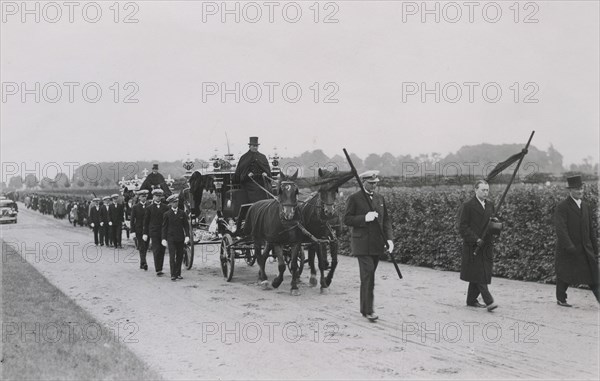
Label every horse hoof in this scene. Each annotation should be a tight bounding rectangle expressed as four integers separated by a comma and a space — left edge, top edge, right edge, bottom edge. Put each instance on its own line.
272, 278, 283, 289
309, 276, 317, 287
325, 278, 332, 287
291, 289, 300, 296
320, 287, 329, 294
260, 280, 270, 290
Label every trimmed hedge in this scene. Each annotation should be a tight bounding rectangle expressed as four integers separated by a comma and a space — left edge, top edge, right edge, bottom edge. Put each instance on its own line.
336, 184, 598, 283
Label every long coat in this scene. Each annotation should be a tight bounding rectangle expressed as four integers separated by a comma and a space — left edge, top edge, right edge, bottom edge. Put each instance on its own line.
343, 191, 393, 256
161, 208, 190, 243
143, 202, 170, 237
554, 197, 599, 285
89, 205, 101, 225
458, 197, 495, 284
130, 201, 148, 236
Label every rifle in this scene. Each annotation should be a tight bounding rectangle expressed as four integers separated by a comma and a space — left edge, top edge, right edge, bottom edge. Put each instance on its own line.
343, 149, 403, 279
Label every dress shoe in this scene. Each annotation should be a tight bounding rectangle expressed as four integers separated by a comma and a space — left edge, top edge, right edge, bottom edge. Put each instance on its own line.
467, 301, 487, 308
486, 302, 498, 312
363, 313, 379, 321
171, 277, 176, 281
156, 271, 164, 277
143, 264, 148, 271
557, 300, 572, 307
176, 276, 183, 280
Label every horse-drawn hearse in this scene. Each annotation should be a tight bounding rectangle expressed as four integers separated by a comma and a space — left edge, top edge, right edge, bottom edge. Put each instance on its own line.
180, 149, 353, 294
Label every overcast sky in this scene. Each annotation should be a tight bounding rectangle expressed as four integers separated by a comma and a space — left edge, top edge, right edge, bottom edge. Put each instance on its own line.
1, 0, 598, 174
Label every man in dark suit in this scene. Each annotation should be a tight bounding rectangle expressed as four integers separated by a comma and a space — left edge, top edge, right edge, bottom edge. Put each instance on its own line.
109, 193, 125, 248
143, 189, 170, 276
553, 175, 599, 307
343, 170, 393, 321
99, 196, 112, 246
162, 194, 190, 281
130, 190, 149, 270
233, 136, 272, 203
458, 180, 498, 312
89, 198, 101, 245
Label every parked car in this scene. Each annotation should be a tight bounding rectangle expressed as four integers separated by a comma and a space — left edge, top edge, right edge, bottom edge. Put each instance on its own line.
0, 198, 18, 224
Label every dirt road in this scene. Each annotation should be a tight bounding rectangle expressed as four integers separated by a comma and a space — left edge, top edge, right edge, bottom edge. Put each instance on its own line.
2, 205, 599, 380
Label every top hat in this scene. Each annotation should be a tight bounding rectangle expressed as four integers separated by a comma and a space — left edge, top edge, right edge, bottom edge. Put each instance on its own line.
566, 175, 583, 189
249, 137, 260, 146
152, 163, 159, 170
359, 170, 380, 183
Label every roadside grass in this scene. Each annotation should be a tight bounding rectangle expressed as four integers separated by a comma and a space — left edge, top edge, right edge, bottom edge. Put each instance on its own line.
1, 239, 162, 380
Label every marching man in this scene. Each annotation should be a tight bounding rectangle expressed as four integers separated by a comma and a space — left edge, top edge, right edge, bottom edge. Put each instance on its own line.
89, 197, 101, 245
143, 189, 170, 276
162, 194, 190, 281
343, 170, 394, 322
130, 190, 149, 270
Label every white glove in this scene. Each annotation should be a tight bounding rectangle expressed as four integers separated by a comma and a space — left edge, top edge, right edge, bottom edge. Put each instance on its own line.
161, 239, 167, 247
184, 237, 190, 244
90, 223, 94, 227
365, 211, 379, 222
100, 222, 104, 226
131, 232, 136, 238
142, 234, 148, 241
248, 172, 254, 178
109, 221, 113, 226
387, 240, 394, 254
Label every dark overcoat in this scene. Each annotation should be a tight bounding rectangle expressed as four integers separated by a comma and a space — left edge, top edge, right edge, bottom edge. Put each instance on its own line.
143, 202, 170, 237
458, 197, 495, 284
130, 201, 148, 236
554, 197, 599, 285
343, 191, 393, 256
162, 209, 190, 243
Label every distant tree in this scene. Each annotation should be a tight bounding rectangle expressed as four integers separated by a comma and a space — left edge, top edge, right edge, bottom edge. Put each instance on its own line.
547, 144, 564, 173
8, 176, 23, 189
364, 153, 383, 171
570, 156, 597, 174
54, 173, 70, 188
24, 174, 38, 188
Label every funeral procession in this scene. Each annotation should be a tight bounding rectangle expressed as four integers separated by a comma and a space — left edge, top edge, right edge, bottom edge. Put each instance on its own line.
2, 2, 599, 380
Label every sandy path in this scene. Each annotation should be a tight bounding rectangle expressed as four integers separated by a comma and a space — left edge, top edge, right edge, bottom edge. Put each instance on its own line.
2, 205, 599, 380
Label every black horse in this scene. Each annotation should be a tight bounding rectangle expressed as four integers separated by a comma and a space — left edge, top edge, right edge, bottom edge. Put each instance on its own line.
299, 168, 352, 292
243, 170, 304, 295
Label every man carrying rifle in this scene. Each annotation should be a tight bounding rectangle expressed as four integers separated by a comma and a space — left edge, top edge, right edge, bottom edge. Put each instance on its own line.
343, 170, 394, 322
458, 180, 498, 312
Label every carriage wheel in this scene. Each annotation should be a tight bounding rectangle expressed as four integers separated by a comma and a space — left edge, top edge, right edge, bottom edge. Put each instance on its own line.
183, 242, 194, 270
220, 234, 235, 282
284, 246, 305, 276
244, 248, 256, 266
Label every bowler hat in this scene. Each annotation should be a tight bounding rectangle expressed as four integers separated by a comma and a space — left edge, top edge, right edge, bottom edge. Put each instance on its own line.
249, 137, 260, 146
359, 170, 380, 183
567, 175, 583, 189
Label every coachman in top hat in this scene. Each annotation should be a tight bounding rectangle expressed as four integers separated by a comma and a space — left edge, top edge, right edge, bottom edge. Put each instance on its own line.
233, 137, 272, 203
